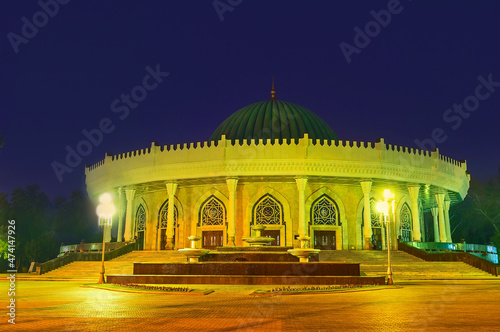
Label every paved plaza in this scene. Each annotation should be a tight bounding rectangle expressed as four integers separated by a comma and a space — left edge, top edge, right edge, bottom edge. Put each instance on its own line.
1, 279, 499, 331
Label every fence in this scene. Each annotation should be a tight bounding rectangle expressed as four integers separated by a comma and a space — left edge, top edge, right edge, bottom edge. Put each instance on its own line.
37, 241, 137, 275
399, 241, 499, 276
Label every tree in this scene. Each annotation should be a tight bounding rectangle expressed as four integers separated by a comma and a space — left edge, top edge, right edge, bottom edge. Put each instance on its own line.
450, 168, 500, 246
8, 185, 52, 269
0, 185, 101, 272
52, 190, 100, 245
470, 169, 500, 233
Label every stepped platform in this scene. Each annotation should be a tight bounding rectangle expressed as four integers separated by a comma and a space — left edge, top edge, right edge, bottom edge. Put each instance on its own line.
319, 250, 494, 279
107, 248, 385, 285
42, 250, 187, 279
108, 261, 385, 285
39, 249, 494, 281
200, 252, 299, 262
216, 246, 293, 252
134, 262, 360, 276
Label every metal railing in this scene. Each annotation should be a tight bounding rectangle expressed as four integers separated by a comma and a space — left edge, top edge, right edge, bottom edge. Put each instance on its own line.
37, 241, 137, 275
59, 241, 129, 255
399, 241, 499, 276
403, 241, 497, 257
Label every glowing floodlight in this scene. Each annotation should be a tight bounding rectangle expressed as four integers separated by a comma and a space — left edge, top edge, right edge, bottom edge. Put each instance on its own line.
376, 200, 389, 216
96, 193, 115, 226
383, 189, 394, 200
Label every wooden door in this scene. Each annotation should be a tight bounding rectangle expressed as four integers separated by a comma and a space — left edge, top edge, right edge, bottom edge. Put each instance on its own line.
372, 228, 382, 250
160, 229, 166, 250
137, 231, 145, 250
314, 230, 336, 250
261, 230, 280, 246
202, 231, 223, 250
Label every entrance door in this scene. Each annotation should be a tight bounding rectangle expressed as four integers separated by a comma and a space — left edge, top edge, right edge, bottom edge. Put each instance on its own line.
202, 231, 223, 250
160, 229, 176, 250
261, 230, 280, 246
314, 231, 336, 250
137, 231, 145, 250
160, 229, 166, 250
401, 230, 411, 242
372, 228, 382, 250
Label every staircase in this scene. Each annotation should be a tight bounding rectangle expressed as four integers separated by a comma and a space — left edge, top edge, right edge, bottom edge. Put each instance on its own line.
43, 251, 187, 279
42, 250, 493, 280
319, 250, 494, 279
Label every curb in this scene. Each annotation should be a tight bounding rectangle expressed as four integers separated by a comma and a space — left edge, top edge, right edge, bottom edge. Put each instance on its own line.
81, 284, 214, 295
251, 285, 403, 296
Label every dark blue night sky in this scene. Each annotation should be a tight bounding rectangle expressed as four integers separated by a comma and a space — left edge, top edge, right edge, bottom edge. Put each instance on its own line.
1, 1, 499, 198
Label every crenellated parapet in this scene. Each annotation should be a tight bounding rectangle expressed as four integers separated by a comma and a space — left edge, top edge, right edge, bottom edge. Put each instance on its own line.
85, 135, 469, 203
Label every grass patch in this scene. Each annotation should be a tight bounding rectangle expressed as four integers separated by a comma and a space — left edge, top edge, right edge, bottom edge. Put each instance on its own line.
81, 283, 213, 295
252, 284, 386, 296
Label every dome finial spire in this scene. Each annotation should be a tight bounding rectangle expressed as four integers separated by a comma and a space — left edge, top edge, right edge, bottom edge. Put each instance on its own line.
270, 75, 276, 100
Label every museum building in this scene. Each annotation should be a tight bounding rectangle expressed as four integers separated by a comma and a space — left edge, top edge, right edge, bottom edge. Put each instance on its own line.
85, 88, 470, 251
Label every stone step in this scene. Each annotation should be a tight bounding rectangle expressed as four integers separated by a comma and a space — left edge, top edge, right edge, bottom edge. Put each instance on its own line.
42, 250, 493, 279
107, 274, 386, 285
318, 250, 491, 278
43, 250, 187, 277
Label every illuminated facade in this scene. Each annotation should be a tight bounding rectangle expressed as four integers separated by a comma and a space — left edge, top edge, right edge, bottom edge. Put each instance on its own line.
85, 91, 470, 251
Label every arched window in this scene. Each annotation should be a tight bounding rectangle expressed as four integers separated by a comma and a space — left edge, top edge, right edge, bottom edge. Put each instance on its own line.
253, 194, 283, 225
370, 199, 382, 227
201, 196, 225, 226
311, 195, 340, 226
136, 205, 146, 231
362, 199, 384, 250
159, 200, 178, 228
400, 203, 412, 241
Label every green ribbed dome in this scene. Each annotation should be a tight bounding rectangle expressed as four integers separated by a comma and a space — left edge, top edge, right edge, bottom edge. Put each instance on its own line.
210, 100, 338, 142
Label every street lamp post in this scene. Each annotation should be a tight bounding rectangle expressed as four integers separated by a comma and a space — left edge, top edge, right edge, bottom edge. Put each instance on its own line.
96, 193, 115, 284
376, 189, 395, 285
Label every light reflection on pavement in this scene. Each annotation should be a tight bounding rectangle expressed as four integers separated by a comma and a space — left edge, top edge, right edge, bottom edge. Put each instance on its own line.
2, 280, 499, 331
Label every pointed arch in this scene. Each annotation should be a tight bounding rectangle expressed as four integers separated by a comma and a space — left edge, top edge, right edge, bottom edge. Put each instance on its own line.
136, 204, 146, 231
158, 199, 179, 228
246, 187, 292, 246
193, 188, 229, 233
134, 197, 149, 235
193, 188, 229, 248
200, 195, 226, 226
399, 202, 413, 242
134, 202, 148, 250
310, 194, 339, 226
305, 187, 347, 250
252, 194, 283, 226
395, 195, 412, 241
358, 195, 384, 250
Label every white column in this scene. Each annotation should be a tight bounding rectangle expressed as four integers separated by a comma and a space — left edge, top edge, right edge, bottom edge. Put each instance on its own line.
156, 207, 162, 251
165, 182, 178, 250
408, 186, 421, 242
435, 193, 447, 243
226, 178, 238, 246
419, 206, 426, 242
444, 200, 452, 242
295, 177, 308, 238
124, 189, 136, 242
360, 181, 372, 250
116, 188, 125, 242
430, 206, 439, 243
